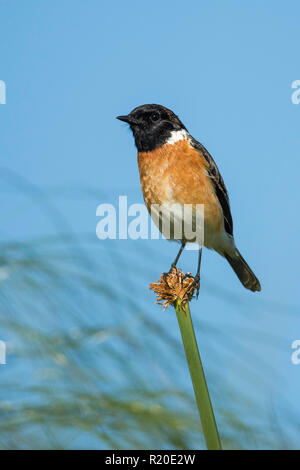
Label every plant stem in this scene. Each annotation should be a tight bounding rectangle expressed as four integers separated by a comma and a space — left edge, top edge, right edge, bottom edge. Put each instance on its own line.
175, 299, 222, 450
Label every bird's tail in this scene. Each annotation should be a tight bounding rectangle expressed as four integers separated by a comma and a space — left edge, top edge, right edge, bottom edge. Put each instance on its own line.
224, 249, 261, 292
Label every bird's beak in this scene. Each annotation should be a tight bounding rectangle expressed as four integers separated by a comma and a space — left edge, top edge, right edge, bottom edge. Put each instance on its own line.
116, 115, 138, 125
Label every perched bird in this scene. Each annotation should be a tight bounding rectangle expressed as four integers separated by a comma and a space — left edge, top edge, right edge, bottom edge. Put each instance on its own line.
117, 104, 261, 294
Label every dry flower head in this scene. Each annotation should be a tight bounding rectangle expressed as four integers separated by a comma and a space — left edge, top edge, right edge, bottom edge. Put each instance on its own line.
149, 268, 196, 310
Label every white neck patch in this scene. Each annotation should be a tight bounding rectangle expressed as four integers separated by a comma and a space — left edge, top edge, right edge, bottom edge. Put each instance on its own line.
166, 129, 190, 145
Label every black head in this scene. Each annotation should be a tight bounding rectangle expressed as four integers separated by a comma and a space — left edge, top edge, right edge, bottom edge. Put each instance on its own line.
117, 104, 187, 152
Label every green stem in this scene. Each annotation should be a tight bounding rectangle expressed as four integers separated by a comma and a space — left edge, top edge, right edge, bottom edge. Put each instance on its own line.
175, 299, 222, 450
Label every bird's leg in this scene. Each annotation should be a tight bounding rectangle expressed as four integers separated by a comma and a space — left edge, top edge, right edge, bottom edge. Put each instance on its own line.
169, 241, 186, 272
163, 241, 186, 282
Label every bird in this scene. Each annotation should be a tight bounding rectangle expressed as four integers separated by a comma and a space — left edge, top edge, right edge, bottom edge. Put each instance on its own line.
117, 104, 261, 294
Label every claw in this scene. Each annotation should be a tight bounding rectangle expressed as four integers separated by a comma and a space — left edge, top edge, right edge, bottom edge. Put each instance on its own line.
162, 271, 171, 285
186, 274, 200, 299
194, 274, 200, 299
163, 264, 176, 283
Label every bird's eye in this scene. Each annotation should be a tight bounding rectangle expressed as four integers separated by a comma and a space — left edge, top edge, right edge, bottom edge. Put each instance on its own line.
151, 112, 160, 121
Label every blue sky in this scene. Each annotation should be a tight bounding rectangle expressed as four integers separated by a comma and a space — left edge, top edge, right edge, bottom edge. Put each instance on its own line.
1, 0, 299, 298
0, 0, 300, 448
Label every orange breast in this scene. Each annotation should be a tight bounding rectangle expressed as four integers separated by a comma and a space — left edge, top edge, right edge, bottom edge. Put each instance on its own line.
137, 139, 224, 236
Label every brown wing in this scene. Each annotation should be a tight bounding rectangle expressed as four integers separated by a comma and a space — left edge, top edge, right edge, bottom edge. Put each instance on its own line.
191, 138, 233, 236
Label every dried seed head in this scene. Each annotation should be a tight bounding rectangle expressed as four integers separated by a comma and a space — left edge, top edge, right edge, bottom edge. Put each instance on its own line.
149, 268, 196, 310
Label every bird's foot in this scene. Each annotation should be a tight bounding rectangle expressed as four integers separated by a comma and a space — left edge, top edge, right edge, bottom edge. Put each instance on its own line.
194, 274, 200, 299
162, 263, 177, 283
186, 273, 200, 299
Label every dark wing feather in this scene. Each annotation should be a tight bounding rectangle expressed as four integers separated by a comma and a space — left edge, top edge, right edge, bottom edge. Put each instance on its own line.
191, 138, 233, 236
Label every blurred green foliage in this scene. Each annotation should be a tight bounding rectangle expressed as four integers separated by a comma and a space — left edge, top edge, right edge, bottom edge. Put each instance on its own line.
0, 177, 298, 449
